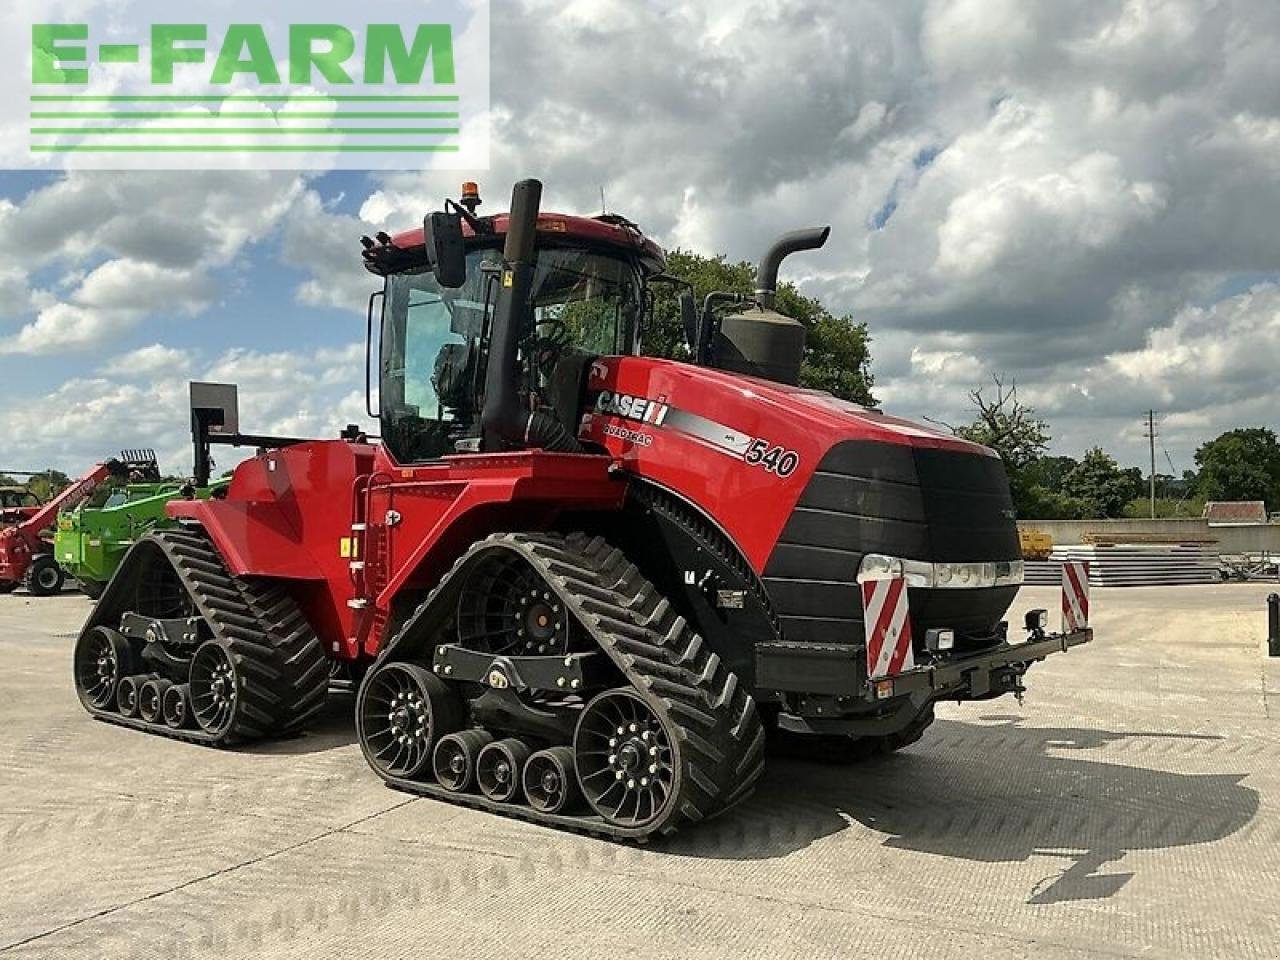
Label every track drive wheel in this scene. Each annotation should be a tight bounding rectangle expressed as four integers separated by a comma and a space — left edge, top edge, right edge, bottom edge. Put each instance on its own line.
26, 555, 64, 596
73, 626, 137, 710
357, 662, 464, 778
574, 689, 677, 829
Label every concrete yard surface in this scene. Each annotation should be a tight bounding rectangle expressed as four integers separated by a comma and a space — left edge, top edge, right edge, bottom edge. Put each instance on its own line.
2, 584, 1279, 959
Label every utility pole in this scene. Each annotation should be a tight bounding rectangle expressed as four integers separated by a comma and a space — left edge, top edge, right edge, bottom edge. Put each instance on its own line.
1143, 410, 1157, 519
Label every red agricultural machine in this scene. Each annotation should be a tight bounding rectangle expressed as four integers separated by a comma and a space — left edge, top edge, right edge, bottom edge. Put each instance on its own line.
75, 180, 1091, 838
0, 486, 42, 526
1, 453, 158, 596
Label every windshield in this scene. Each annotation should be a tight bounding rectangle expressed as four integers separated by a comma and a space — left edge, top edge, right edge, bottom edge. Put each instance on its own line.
0, 491, 37, 509
381, 246, 642, 463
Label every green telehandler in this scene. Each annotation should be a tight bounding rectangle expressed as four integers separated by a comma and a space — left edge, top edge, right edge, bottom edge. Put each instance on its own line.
55, 478, 230, 598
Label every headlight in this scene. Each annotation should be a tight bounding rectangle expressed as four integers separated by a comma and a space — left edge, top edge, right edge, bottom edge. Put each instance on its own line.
857, 554, 1024, 589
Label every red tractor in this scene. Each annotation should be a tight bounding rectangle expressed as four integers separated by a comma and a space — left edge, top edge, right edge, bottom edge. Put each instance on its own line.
75, 180, 1091, 838
1, 454, 158, 596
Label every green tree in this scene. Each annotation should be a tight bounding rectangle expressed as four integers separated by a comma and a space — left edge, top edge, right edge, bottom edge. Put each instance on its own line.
1022, 454, 1078, 492
1062, 447, 1141, 518
647, 250, 875, 405
948, 376, 1055, 516
954, 377, 1049, 472
1193, 428, 1280, 508
27, 470, 71, 502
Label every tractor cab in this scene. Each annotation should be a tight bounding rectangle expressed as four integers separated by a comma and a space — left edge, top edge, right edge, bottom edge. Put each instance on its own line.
363, 185, 665, 464
0, 487, 41, 526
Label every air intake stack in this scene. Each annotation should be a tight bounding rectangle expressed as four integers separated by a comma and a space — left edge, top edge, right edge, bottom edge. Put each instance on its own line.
711, 226, 830, 386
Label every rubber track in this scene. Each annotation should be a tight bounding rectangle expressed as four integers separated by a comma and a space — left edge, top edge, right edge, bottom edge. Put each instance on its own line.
76, 529, 329, 746
372, 531, 766, 840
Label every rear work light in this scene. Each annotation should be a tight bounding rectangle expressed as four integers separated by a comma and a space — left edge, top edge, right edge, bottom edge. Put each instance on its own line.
857, 555, 1024, 589
925, 628, 955, 653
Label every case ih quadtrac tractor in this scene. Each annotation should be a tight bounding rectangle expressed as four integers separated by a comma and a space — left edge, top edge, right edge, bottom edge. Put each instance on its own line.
75, 180, 1091, 839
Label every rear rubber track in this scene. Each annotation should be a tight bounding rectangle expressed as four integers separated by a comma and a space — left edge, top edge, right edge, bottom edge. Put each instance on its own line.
76, 528, 329, 745
372, 531, 766, 841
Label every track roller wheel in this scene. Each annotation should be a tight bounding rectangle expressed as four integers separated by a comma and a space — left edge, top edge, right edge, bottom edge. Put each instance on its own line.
432, 729, 494, 792
476, 738, 531, 803
74, 626, 136, 710
162, 683, 192, 729
575, 688, 676, 829
357, 662, 463, 778
27, 555, 65, 597
523, 746, 579, 814
116, 675, 150, 718
138, 678, 173, 724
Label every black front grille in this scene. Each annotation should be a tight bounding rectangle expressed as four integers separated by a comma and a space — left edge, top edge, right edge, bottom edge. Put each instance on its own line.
762, 440, 1019, 649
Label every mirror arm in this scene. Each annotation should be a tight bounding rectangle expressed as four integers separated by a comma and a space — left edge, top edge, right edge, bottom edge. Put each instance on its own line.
445, 198, 490, 235
365, 290, 384, 418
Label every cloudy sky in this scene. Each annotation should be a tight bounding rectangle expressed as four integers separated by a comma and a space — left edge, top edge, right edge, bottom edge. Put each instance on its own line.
1, 0, 1277, 479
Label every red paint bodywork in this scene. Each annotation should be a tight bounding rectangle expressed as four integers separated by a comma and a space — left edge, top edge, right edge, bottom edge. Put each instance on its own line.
388, 212, 665, 270
169, 352, 991, 663
170, 441, 623, 660
173, 209, 994, 662
581, 356, 993, 570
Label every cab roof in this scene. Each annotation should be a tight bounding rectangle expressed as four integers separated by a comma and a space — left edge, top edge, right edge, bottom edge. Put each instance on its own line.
363, 211, 666, 277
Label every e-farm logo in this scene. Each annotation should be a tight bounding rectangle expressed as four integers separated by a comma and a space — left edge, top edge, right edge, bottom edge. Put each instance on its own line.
12, 1, 489, 170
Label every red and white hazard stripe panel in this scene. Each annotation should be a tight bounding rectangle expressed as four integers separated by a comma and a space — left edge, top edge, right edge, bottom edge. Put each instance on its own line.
1061, 561, 1090, 632
861, 576, 915, 679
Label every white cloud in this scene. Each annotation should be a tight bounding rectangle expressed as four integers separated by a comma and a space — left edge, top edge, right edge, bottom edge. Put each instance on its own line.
5, 0, 1280, 474
1, 342, 373, 477
100, 344, 194, 378
0, 171, 306, 354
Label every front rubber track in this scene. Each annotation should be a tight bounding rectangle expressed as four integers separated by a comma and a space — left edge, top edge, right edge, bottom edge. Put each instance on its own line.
74, 528, 330, 746
370, 531, 766, 841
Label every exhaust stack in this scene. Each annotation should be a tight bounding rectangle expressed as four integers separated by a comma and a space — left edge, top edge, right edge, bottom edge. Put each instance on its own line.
712, 226, 830, 386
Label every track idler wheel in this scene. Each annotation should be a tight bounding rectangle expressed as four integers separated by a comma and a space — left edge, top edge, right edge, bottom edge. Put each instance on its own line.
522, 746, 579, 814
357, 662, 464, 778
476, 738, 531, 803
138, 678, 173, 724
162, 683, 192, 729
574, 688, 677, 829
74, 626, 136, 710
116, 675, 150, 718
189, 639, 242, 737
432, 729, 494, 792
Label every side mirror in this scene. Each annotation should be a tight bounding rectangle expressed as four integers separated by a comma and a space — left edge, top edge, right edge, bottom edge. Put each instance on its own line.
679, 292, 697, 353
424, 211, 467, 288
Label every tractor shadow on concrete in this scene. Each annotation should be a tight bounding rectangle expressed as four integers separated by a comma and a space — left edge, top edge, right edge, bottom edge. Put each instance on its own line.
240, 694, 359, 756
659, 716, 1257, 903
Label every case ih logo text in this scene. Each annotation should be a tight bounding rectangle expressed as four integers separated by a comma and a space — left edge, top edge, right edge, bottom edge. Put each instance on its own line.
12, 1, 489, 170
594, 391, 671, 426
